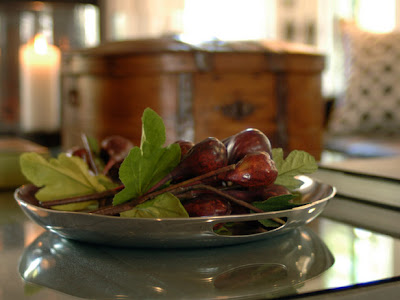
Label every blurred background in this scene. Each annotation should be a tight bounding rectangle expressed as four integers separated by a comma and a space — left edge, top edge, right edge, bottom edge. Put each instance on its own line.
1, 2, 400, 296
0, 0, 399, 155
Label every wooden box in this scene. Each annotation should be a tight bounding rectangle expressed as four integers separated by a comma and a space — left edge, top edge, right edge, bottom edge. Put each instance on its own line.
61, 38, 325, 159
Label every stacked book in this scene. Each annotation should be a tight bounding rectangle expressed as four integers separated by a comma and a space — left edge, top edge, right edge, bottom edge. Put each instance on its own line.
313, 156, 400, 208
311, 155, 400, 237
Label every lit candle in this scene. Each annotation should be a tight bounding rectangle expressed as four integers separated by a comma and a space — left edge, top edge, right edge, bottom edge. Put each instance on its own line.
19, 34, 61, 133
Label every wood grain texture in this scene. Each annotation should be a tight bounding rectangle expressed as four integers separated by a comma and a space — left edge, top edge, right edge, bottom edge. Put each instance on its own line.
192, 72, 277, 142
62, 74, 178, 148
61, 38, 324, 159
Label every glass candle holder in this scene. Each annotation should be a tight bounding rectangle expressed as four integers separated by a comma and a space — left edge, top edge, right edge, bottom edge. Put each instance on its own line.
0, 0, 100, 146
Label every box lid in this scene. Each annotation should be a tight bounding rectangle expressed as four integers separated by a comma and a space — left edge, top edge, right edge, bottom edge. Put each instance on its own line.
62, 37, 324, 75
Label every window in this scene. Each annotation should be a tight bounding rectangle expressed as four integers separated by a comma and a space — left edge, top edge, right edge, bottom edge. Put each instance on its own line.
102, 0, 399, 98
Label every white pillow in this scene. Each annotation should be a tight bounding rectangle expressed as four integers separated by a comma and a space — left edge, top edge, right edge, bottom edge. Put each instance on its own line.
328, 21, 400, 136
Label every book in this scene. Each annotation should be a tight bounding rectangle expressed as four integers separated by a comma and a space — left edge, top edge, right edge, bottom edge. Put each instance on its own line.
311, 156, 400, 209
321, 196, 400, 237
324, 135, 400, 157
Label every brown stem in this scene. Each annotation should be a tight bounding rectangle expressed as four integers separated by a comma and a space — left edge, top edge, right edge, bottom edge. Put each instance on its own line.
40, 185, 124, 208
91, 164, 236, 215
188, 185, 286, 225
91, 179, 286, 226
174, 189, 209, 200
81, 133, 99, 175
182, 184, 265, 213
171, 185, 285, 225
102, 158, 116, 175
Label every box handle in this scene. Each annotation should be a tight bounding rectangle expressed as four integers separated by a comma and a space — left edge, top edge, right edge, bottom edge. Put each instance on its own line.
67, 89, 80, 107
220, 100, 255, 120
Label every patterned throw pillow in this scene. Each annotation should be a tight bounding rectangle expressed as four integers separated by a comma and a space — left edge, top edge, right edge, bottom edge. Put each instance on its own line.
328, 21, 400, 136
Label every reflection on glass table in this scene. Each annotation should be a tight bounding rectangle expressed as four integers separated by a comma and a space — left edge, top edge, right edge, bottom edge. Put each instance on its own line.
305, 218, 400, 291
19, 225, 334, 299
1, 189, 400, 299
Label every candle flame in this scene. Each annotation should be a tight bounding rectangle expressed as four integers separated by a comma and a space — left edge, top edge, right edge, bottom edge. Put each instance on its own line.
33, 34, 49, 55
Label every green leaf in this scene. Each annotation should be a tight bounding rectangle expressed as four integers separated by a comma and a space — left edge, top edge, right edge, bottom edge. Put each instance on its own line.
253, 194, 298, 211
257, 219, 282, 228
213, 223, 234, 235
113, 108, 181, 205
87, 135, 100, 155
252, 194, 304, 228
272, 148, 318, 190
120, 193, 189, 218
96, 174, 119, 190
140, 107, 166, 149
20, 152, 112, 211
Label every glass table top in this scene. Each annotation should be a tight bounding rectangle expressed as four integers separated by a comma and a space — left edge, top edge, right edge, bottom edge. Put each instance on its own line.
1, 188, 400, 299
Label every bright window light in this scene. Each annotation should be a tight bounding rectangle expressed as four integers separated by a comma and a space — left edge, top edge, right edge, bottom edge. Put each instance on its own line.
83, 5, 100, 46
356, 0, 396, 33
182, 0, 272, 43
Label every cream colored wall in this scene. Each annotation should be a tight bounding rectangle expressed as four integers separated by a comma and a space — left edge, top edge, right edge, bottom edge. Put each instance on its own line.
97, 0, 400, 99
100, 0, 185, 41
